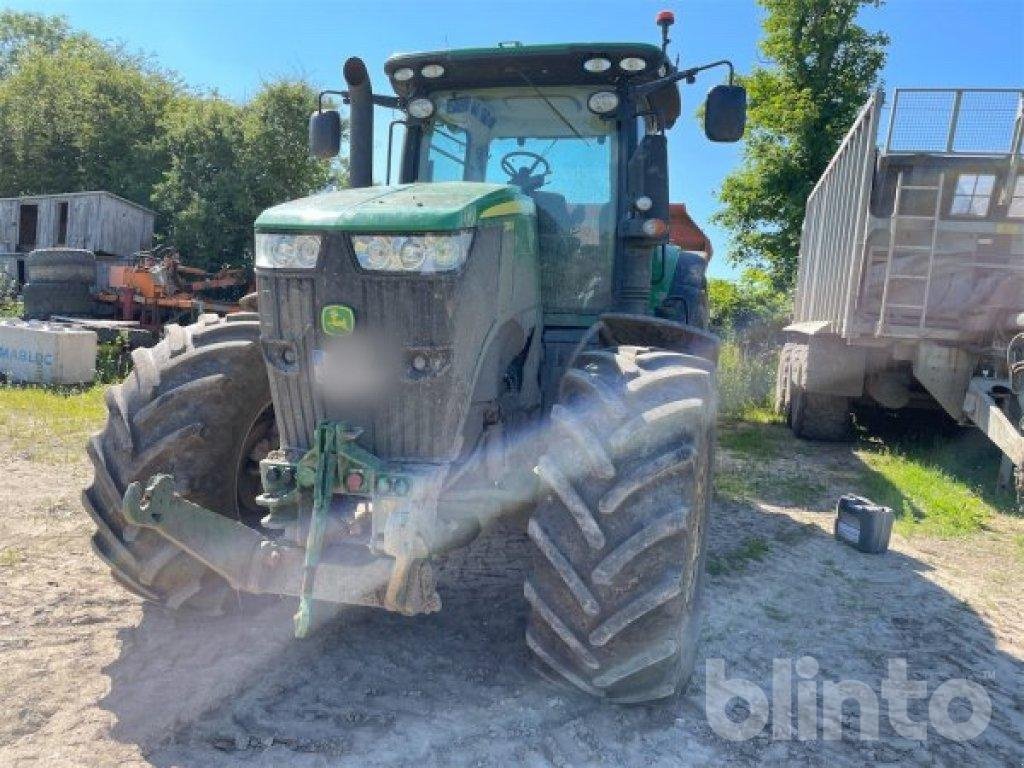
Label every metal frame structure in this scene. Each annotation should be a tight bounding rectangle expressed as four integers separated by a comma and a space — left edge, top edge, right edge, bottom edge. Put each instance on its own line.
792, 89, 882, 338
884, 87, 1024, 156
794, 88, 1024, 343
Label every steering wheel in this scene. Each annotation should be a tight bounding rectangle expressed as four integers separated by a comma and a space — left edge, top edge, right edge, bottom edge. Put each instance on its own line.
500, 150, 551, 193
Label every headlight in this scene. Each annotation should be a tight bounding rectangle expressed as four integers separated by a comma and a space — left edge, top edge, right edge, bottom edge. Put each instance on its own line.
393, 67, 415, 82
407, 97, 435, 119
352, 231, 472, 273
255, 233, 321, 269
619, 57, 647, 72
583, 57, 612, 73
588, 91, 619, 115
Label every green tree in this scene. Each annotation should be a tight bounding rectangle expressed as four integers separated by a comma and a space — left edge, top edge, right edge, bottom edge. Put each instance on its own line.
152, 81, 336, 269
714, 0, 888, 288
0, 10, 70, 79
708, 267, 791, 333
0, 35, 176, 204
0, 11, 340, 270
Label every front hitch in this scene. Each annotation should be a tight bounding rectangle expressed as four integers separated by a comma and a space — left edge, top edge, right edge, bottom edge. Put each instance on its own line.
120, 420, 443, 636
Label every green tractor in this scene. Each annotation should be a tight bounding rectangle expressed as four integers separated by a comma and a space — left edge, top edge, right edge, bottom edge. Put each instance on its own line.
85, 15, 744, 703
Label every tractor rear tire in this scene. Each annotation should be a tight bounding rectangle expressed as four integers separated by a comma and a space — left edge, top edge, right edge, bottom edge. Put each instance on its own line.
525, 345, 715, 703
26, 248, 96, 284
790, 387, 851, 441
83, 313, 274, 614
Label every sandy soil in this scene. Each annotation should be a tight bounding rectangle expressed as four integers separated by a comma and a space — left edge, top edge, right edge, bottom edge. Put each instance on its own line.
1, 435, 1022, 767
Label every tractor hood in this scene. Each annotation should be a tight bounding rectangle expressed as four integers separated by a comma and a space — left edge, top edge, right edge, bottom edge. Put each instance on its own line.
255, 182, 534, 233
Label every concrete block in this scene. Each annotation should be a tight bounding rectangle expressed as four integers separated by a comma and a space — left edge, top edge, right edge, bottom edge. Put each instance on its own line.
0, 318, 97, 385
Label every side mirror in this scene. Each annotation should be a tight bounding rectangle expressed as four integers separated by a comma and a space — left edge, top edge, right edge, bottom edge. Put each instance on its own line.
309, 109, 341, 158
704, 84, 746, 143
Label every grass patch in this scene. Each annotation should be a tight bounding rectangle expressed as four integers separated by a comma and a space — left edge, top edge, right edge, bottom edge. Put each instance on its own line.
735, 404, 782, 425
717, 425, 778, 459
716, 467, 827, 508
0, 298, 22, 318
1015, 535, 1024, 564
717, 419, 804, 460
707, 537, 770, 576
855, 449, 996, 538
0, 547, 25, 567
0, 383, 107, 463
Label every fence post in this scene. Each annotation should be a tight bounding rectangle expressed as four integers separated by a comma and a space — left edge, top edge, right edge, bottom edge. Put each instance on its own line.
945, 89, 963, 153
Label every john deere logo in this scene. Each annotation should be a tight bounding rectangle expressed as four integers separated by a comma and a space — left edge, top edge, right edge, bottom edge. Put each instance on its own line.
321, 304, 355, 336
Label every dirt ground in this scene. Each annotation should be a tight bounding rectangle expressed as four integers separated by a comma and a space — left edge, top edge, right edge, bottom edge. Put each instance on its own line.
1, 432, 1022, 767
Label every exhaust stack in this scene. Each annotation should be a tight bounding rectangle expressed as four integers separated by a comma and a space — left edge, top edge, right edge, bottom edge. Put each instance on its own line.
344, 57, 373, 188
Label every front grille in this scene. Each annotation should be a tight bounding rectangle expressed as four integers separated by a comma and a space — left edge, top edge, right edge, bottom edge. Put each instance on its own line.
257, 272, 322, 451
353, 274, 454, 459
258, 227, 501, 461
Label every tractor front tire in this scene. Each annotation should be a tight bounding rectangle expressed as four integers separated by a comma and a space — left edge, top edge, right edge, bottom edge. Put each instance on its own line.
83, 313, 274, 613
525, 345, 715, 703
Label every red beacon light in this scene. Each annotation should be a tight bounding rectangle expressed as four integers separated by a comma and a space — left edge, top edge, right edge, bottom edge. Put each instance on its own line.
656, 10, 675, 53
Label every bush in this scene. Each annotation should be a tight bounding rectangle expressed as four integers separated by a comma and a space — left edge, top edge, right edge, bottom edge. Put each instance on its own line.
718, 336, 778, 419
708, 267, 790, 337
0, 271, 21, 318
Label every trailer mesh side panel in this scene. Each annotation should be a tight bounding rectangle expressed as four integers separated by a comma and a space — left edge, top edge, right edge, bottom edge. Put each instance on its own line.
793, 91, 882, 337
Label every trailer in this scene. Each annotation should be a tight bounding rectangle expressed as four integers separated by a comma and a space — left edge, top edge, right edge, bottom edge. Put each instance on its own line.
777, 88, 1024, 504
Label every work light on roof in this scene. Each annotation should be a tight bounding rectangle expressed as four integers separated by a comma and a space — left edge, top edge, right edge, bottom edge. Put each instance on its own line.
393, 67, 415, 82
583, 57, 612, 73
619, 57, 647, 72
421, 64, 445, 79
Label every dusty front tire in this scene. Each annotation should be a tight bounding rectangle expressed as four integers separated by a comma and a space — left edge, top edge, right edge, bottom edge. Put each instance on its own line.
525, 345, 715, 703
83, 313, 274, 613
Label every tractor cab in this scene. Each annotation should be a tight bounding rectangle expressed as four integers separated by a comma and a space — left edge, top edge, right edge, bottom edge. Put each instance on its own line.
386, 43, 680, 322
308, 38, 744, 325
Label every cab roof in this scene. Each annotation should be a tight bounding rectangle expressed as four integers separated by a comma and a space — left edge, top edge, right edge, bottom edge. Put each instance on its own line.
384, 42, 670, 97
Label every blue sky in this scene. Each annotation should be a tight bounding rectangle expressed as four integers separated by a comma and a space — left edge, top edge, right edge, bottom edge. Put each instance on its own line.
7, 0, 1024, 279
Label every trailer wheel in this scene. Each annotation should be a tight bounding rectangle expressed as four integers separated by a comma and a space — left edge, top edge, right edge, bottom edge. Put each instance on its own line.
525, 345, 714, 703
790, 387, 851, 441
775, 343, 795, 420
25, 248, 96, 284
83, 313, 274, 613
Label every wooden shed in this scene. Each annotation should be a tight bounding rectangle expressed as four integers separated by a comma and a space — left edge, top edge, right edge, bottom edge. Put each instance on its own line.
0, 191, 155, 289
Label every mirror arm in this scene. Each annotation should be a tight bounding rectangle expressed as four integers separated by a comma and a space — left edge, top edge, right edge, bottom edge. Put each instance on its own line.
631, 59, 736, 100
385, 119, 409, 185
317, 89, 402, 112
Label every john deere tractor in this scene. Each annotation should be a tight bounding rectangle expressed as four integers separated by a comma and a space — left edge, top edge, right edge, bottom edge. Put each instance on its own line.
85, 15, 744, 703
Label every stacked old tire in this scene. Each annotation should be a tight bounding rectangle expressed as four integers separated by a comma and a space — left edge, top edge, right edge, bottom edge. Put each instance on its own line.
22, 248, 96, 320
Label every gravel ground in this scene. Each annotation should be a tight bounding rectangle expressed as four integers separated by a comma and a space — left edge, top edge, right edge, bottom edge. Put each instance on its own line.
1, 435, 1021, 767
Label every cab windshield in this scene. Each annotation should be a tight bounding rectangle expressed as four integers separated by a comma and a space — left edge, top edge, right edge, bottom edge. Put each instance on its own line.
417, 86, 618, 313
